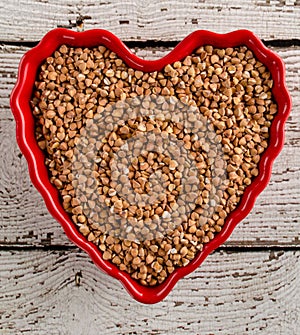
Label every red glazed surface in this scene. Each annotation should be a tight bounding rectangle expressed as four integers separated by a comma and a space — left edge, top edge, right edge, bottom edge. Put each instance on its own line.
10, 29, 291, 304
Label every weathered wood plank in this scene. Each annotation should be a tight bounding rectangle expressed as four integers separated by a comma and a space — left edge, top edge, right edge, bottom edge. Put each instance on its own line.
0, 45, 299, 247
0, 249, 299, 334
0, 0, 300, 42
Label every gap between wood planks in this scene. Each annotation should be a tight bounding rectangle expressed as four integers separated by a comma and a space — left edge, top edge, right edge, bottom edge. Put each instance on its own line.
0, 244, 298, 252
1, 38, 300, 49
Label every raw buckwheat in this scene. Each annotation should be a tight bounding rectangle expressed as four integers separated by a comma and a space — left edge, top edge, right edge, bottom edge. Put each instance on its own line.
32, 44, 277, 286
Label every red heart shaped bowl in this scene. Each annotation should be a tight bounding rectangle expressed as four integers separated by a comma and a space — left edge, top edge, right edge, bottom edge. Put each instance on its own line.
10, 29, 291, 304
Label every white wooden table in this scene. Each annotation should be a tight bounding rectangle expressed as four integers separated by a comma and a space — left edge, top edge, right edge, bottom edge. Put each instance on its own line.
0, 1, 299, 334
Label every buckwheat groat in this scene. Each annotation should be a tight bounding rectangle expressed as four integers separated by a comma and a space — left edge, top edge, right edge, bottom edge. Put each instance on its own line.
32, 44, 277, 285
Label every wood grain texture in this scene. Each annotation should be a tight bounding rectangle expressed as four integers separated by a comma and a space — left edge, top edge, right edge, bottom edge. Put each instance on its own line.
0, 249, 299, 335
0, 2, 299, 333
0, 45, 299, 248
0, 0, 300, 42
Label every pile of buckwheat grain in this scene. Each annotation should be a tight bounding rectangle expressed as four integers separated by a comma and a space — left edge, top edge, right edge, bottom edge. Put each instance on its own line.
31, 44, 277, 286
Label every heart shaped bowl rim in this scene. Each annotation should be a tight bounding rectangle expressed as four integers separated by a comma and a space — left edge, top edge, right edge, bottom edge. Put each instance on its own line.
10, 28, 291, 304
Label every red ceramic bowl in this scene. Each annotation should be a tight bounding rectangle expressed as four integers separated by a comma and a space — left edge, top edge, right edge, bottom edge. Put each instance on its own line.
10, 28, 291, 304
